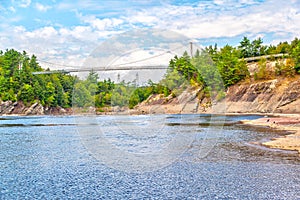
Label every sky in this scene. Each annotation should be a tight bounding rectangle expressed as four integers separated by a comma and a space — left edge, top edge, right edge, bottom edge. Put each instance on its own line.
0, 0, 300, 72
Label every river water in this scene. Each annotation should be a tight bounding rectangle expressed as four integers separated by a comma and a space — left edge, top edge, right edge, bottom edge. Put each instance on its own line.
0, 114, 299, 199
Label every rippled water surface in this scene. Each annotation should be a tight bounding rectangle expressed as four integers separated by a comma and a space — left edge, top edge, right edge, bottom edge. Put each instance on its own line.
0, 114, 299, 199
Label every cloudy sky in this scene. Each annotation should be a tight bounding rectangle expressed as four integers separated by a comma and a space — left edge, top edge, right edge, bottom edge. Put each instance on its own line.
0, 0, 300, 70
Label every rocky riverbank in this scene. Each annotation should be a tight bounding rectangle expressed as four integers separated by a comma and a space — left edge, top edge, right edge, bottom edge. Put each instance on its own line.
0, 101, 72, 115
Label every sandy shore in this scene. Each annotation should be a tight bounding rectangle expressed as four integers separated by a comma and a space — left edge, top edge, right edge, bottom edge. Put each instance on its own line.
241, 114, 300, 154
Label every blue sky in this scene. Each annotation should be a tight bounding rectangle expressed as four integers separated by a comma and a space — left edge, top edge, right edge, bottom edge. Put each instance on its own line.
0, 0, 300, 68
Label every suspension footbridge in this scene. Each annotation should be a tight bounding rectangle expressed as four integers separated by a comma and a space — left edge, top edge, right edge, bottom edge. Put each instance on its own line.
32, 65, 169, 75
32, 53, 288, 75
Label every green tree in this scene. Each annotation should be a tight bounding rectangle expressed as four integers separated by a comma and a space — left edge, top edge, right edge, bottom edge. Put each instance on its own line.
17, 84, 35, 104
192, 51, 223, 93
0, 49, 78, 108
275, 58, 295, 77
217, 45, 249, 87
266, 45, 277, 55
239, 36, 252, 58
95, 79, 115, 107
168, 54, 200, 83
44, 82, 56, 106
275, 41, 290, 54
291, 40, 300, 73
254, 58, 272, 80
252, 37, 263, 56
205, 44, 218, 61
111, 82, 134, 107
73, 82, 93, 107
86, 70, 99, 85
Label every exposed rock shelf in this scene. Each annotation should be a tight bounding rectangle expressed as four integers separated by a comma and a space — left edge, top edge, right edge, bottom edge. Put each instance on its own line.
135, 77, 300, 115
0, 101, 71, 115
224, 78, 300, 113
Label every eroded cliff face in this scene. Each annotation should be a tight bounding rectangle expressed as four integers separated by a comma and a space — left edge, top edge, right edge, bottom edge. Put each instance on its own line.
134, 86, 212, 114
135, 77, 300, 114
0, 101, 71, 115
223, 78, 300, 113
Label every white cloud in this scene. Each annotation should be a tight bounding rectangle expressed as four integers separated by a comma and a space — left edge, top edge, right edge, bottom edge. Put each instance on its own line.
59, 0, 300, 44
0, 24, 98, 70
57, 1, 109, 11
19, 0, 31, 8
35, 3, 51, 12
213, 0, 225, 5
119, 0, 300, 42
127, 11, 158, 25
78, 13, 124, 31
9, 6, 16, 13
1, 0, 300, 71
26, 26, 58, 39
10, 0, 31, 9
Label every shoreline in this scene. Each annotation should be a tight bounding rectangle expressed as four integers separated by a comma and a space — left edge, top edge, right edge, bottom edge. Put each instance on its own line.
240, 114, 300, 155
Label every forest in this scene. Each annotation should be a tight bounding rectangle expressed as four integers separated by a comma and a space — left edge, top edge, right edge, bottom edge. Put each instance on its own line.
0, 36, 300, 110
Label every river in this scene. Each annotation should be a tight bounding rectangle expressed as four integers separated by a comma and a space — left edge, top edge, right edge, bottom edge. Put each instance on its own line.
0, 114, 299, 199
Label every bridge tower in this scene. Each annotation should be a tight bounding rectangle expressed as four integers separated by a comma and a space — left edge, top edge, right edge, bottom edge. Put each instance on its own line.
117, 73, 120, 83
135, 72, 139, 87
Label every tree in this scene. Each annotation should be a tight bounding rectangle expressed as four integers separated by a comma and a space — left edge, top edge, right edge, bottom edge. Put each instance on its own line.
161, 68, 186, 94
275, 41, 290, 54
252, 37, 263, 56
290, 37, 300, 50
239, 37, 265, 57
217, 45, 249, 87
29, 55, 42, 71
239, 36, 252, 58
205, 44, 218, 61
0, 49, 77, 108
111, 82, 134, 107
192, 52, 222, 93
275, 58, 295, 77
86, 70, 99, 85
168, 54, 199, 83
291, 40, 300, 73
17, 84, 35, 104
266, 45, 277, 55
72, 82, 93, 108
44, 82, 56, 106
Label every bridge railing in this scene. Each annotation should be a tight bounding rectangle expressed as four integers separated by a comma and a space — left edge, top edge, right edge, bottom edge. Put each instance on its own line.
243, 53, 288, 62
